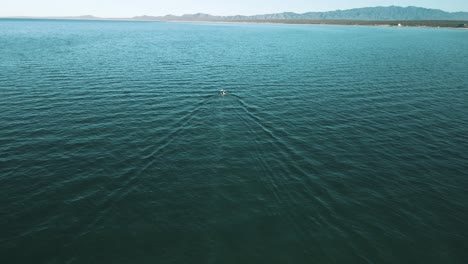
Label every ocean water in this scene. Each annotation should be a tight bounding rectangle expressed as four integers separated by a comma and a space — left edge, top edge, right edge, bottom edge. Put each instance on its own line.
0, 19, 467, 263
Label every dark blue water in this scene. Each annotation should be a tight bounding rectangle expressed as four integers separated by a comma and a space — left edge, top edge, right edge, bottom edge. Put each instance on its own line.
1, 19, 468, 263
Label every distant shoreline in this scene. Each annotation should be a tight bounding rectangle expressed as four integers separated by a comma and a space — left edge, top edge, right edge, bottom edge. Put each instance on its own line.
2, 17, 468, 30
165, 19, 468, 30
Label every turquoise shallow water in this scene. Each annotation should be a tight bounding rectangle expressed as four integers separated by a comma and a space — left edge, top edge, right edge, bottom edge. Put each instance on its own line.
1, 19, 468, 263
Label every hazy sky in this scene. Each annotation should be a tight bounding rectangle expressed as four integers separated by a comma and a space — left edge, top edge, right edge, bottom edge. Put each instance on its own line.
2, 0, 468, 17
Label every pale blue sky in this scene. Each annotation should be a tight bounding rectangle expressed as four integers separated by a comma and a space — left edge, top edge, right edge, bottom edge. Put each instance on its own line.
2, 0, 468, 17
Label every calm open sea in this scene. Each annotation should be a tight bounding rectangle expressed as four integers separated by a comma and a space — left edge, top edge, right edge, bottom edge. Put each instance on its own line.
0, 19, 467, 263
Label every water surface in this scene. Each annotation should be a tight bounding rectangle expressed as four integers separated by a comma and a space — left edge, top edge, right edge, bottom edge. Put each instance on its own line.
1, 19, 467, 263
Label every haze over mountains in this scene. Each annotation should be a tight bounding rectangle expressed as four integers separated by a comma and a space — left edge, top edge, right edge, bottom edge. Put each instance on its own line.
135, 6, 468, 21
7, 6, 468, 21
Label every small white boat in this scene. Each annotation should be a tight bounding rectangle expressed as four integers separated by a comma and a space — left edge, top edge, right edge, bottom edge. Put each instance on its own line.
220, 89, 227, 96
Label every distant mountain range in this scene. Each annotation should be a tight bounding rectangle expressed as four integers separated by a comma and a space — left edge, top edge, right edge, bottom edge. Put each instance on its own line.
133, 6, 468, 21
6, 6, 468, 22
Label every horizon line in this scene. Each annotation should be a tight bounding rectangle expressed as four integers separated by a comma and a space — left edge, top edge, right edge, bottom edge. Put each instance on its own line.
2, 5, 468, 19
